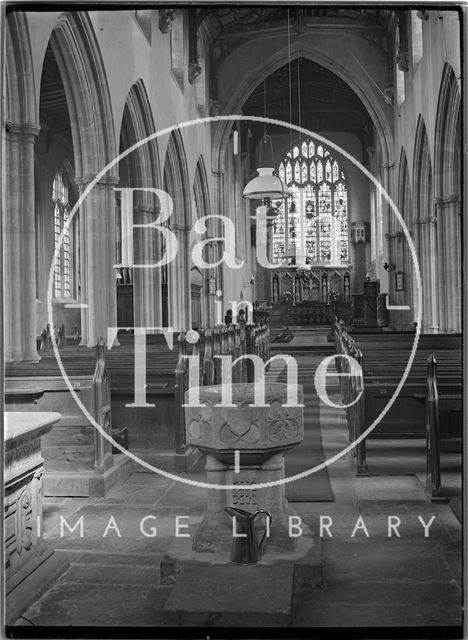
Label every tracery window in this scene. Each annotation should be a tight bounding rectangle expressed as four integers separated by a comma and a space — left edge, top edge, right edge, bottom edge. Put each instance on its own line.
53, 170, 77, 298
274, 140, 349, 265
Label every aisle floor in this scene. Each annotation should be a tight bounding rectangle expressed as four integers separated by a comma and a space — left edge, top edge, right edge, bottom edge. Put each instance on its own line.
12, 335, 463, 633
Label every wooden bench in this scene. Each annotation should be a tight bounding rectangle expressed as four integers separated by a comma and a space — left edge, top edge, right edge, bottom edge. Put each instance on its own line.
8, 323, 270, 476
425, 354, 462, 501
5, 340, 133, 497
100, 322, 268, 471
332, 321, 462, 477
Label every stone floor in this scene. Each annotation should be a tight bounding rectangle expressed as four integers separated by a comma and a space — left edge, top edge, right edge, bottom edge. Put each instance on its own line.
11, 342, 463, 636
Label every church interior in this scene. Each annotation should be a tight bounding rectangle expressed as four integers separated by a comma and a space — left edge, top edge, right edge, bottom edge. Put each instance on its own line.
3, 5, 464, 636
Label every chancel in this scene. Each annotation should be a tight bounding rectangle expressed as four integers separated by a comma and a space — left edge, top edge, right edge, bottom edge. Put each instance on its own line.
2, 5, 463, 635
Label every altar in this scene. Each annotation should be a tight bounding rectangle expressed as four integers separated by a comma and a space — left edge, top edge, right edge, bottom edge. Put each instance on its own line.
271, 266, 351, 305
269, 266, 352, 326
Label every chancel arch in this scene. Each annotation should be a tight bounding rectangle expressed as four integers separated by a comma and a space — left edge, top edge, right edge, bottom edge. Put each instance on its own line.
434, 64, 461, 332
163, 129, 191, 330
212, 41, 394, 190
117, 79, 162, 330
413, 116, 437, 333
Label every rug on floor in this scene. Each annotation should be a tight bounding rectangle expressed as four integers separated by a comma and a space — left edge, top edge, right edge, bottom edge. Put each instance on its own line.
285, 390, 334, 502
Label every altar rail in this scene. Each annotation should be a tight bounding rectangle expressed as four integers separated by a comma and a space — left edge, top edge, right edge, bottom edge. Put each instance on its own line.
271, 301, 352, 327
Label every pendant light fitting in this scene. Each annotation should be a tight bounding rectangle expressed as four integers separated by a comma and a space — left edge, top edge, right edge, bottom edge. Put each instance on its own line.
243, 16, 290, 206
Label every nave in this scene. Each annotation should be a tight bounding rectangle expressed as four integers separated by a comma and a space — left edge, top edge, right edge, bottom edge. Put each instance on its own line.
13, 328, 461, 630
3, 6, 464, 636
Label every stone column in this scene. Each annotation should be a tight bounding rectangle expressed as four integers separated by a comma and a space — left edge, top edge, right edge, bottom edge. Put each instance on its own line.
76, 176, 119, 347
133, 203, 162, 328
170, 224, 190, 330
411, 218, 422, 325
4, 122, 41, 362
435, 195, 461, 332
350, 222, 369, 294
209, 169, 225, 324
419, 216, 439, 333
381, 161, 396, 296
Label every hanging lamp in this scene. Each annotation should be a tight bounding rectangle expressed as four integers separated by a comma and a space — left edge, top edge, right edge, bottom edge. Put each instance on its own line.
243, 20, 290, 209
243, 135, 291, 206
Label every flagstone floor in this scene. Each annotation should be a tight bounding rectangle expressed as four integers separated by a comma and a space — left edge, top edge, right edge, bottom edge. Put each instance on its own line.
11, 346, 463, 635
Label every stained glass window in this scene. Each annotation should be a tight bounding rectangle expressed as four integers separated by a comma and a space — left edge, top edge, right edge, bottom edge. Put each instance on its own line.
53, 170, 76, 298
272, 139, 349, 265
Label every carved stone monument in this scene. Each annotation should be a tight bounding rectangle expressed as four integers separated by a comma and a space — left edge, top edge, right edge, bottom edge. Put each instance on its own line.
5, 412, 69, 624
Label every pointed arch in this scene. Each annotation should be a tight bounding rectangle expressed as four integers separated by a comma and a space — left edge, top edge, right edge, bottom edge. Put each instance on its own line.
193, 156, 212, 220
119, 79, 161, 189
434, 63, 461, 198
397, 148, 411, 224
118, 79, 162, 329
434, 64, 461, 332
192, 156, 212, 329
49, 12, 117, 179
43, 12, 118, 346
163, 129, 191, 330
163, 128, 190, 227
413, 117, 437, 332
413, 117, 432, 221
393, 148, 414, 328
212, 43, 393, 177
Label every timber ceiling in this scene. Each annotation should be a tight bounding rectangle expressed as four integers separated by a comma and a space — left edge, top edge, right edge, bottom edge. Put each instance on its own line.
205, 7, 393, 39
242, 57, 372, 143
39, 42, 72, 140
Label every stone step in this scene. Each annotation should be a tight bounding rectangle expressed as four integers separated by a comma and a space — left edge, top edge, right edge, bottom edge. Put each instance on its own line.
42, 425, 94, 446
163, 563, 295, 627
60, 561, 160, 587
42, 445, 95, 471
53, 549, 165, 586
57, 549, 164, 567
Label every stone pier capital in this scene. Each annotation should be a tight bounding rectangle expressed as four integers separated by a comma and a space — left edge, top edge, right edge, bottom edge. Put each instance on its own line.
171, 224, 190, 233
75, 173, 120, 188
434, 194, 460, 207
134, 204, 159, 217
4, 120, 41, 139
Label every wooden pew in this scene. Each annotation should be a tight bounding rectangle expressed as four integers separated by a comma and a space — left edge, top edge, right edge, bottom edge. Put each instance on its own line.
425, 354, 462, 501
9, 322, 272, 476
5, 340, 133, 496
90, 322, 269, 472
332, 320, 462, 476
